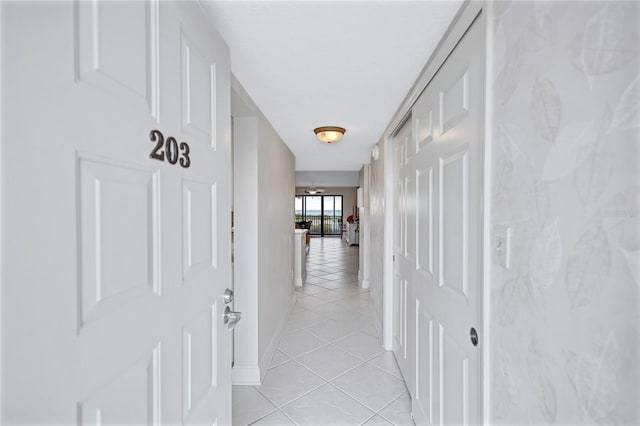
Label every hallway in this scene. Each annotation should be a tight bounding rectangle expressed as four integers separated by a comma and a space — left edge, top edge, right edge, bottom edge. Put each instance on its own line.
233, 238, 413, 425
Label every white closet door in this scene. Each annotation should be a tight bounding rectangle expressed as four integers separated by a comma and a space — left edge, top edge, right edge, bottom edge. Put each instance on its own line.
1, 1, 232, 424
410, 15, 484, 426
392, 121, 414, 391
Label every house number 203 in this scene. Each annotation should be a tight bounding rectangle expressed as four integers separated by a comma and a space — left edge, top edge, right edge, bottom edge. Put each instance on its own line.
149, 129, 191, 168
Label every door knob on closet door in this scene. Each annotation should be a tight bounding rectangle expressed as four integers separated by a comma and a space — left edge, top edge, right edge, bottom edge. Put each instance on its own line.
470, 327, 479, 347
224, 306, 241, 330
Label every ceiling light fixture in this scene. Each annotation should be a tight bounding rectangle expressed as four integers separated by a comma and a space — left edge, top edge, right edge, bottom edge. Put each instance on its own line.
314, 126, 346, 144
304, 185, 325, 195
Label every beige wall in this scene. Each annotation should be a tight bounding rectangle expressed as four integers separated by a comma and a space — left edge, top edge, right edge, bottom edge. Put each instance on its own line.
257, 115, 296, 365
233, 86, 296, 383
369, 143, 385, 332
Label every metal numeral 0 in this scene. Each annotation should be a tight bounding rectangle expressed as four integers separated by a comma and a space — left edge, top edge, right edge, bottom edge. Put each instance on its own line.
165, 137, 179, 165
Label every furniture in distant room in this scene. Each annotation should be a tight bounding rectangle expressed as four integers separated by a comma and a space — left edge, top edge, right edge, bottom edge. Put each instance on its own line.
294, 229, 308, 287
345, 222, 359, 246
295, 220, 311, 246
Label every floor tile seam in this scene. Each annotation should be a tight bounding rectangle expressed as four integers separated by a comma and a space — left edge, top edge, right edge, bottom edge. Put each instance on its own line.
267, 350, 292, 369
288, 310, 326, 321
268, 359, 291, 370
280, 322, 317, 335
276, 408, 299, 426
252, 375, 327, 413
358, 413, 381, 426
247, 407, 297, 426
329, 381, 389, 414
303, 327, 349, 344
278, 340, 332, 363
306, 381, 378, 421
330, 327, 370, 345
288, 353, 366, 384
312, 356, 366, 382
286, 319, 326, 331
241, 404, 278, 426
331, 343, 385, 363
333, 301, 372, 311
292, 341, 367, 370
364, 359, 404, 380
295, 299, 332, 308
372, 390, 413, 424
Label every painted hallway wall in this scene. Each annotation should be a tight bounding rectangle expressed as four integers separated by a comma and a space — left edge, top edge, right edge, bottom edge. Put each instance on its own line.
233, 94, 296, 383
257, 115, 296, 364
488, 1, 639, 424
369, 144, 385, 335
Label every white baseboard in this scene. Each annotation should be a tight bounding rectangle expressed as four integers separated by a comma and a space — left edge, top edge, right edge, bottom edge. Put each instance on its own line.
258, 292, 297, 382
234, 292, 297, 385
371, 302, 388, 350
361, 278, 370, 289
231, 366, 261, 385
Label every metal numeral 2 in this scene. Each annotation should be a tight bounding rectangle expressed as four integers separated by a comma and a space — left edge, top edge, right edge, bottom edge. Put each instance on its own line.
149, 129, 191, 168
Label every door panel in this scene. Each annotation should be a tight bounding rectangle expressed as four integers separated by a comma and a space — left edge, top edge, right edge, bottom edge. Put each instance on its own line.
414, 300, 434, 424
182, 179, 217, 280
78, 156, 161, 328
75, 0, 158, 115
392, 123, 412, 389
440, 150, 469, 297
180, 31, 216, 146
182, 304, 216, 421
416, 166, 434, 277
79, 345, 161, 425
1, 2, 231, 424
408, 14, 484, 426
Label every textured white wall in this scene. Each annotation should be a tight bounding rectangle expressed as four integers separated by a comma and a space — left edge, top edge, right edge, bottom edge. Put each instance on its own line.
489, 1, 639, 424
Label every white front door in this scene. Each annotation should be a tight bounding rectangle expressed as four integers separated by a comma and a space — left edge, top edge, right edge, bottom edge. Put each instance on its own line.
1, 1, 232, 424
408, 14, 484, 425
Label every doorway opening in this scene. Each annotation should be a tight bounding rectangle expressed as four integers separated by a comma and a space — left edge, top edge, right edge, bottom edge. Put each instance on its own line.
295, 195, 343, 237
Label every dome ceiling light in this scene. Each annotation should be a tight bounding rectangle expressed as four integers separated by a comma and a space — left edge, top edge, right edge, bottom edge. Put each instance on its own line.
314, 126, 346, 144
304, 185, 325, 195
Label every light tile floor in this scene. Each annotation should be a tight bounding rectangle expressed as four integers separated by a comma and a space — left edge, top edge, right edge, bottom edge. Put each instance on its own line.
233, 237, 414, 426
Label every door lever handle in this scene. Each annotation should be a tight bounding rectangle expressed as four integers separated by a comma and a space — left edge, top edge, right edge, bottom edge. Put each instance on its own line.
223, 288, 234, 304
224, 306, 241, 330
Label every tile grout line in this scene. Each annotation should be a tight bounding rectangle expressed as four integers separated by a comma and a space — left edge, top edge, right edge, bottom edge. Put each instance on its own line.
241, 238, 410, 426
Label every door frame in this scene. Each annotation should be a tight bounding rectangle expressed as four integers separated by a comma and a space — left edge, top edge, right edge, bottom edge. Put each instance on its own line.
0, 3, 4, 419
380, 1, 491, 422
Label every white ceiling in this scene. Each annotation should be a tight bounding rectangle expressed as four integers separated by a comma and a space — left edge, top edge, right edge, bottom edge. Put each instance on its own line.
203, 0, 463, 173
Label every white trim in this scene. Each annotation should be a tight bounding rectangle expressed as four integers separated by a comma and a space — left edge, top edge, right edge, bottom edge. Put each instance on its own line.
232, 292, 296, 386
0, 2, 4, 418
382, 134, 394, 351
361, 165, 371, 290
481, 1, 494, 422
257, 293, 296, 383
371, 297, 384, 342
230, 366, 260, 386
381, 2, 482, 140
